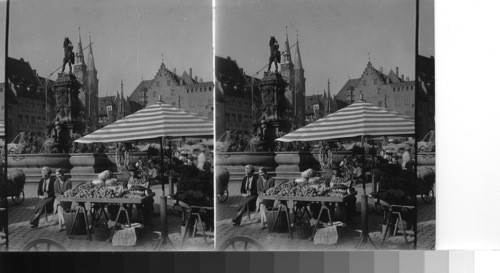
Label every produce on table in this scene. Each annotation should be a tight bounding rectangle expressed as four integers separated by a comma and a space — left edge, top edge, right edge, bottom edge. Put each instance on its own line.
263, 177, 351, 198
63, 180, 146, 199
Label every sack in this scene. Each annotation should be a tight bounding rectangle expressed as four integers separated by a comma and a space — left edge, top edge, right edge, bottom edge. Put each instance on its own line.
112, 227, 137, 246
313, 224, 342, 245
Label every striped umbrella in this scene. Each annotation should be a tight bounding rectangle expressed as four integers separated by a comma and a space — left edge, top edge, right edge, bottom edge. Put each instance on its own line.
75, 102, 213, 143
0, 120, 4, 137
276, 100, 414, 142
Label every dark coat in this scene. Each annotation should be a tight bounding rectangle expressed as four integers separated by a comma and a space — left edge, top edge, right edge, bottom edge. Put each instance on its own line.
240, 174, 259, 196
37, 177, 56, 198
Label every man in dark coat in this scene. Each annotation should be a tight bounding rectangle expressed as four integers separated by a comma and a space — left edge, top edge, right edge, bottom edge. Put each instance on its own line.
267, 36, 280, 73
62, 37, 74, 74
30, 166, 56, 228
232, 165, 259, 226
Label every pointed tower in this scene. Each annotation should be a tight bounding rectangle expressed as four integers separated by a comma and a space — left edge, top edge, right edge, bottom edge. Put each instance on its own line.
327, 78, 331, 114
74, 27, 89, 116
294, 33, 306, 127
120, 80, 125, 119
87, 35, 99, 131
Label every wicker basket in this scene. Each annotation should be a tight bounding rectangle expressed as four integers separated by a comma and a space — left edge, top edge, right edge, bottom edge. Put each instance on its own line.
94, 226, 112, 241
295, 224, 313, 240
265, 209, 288, 233
63, 210, 87, 235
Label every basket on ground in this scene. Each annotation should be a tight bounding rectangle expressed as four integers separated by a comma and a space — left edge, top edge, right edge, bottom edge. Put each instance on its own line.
295, 224, 313, 239
265, 209, 288, 233
63, 209, 87, 235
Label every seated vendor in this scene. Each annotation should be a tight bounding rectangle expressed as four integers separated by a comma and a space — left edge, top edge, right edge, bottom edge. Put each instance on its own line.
30, 166, 56, 228
127, 164, 154, 227
232, 164, 258, 226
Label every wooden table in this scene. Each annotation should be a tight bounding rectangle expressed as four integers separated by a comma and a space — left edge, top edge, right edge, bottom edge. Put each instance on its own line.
58, 196, 147, 241
168, 196, 214, 245
260, 193, 357, 240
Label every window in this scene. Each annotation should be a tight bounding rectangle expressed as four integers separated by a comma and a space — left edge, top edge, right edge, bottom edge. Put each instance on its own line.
406, 86, 409, 91
107, 105, 112, 111
405, 99, 410, 105
225, 113, 230, 121
209, 87, 212, 91
395, 100, 401, 106
377, 88, 381, 94
31, 116, 35, 124
189, 101, 194, 107
208, 99, 213, 105
378, 101, 383, 107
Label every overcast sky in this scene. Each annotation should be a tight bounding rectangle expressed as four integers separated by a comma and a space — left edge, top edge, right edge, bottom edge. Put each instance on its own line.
215, 0, 417, 96
7, 0, 212, 98
419, 0, 434, 57
0, 1, 6, 83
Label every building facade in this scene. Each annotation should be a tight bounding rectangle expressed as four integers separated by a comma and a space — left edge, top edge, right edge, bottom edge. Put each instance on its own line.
128, 61, 214, 120
305, 88, 347, 124
4, 57, 54, 141
98, 81, 142, 128
215, 56, 261, 139
335, 61, 415, 118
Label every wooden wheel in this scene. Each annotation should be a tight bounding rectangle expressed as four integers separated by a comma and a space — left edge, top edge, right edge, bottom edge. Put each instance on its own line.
23, 239, 66, 251
217, 187, 229, 203
12, 190, 25, 205
219, 236, 265, 251
421, 188, 434, 204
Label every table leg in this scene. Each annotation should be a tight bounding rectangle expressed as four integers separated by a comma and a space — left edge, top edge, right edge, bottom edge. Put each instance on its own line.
81, 205, 92, 241
283, 204, 293, 239
310, 204, 325, 241
324, 202, 333, 225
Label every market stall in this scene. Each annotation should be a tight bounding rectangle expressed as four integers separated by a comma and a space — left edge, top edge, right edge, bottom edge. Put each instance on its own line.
75, 101, 214, 246
276, 99, 415, 248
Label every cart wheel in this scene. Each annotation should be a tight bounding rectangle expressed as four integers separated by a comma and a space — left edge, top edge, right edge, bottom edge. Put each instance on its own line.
217, 187, 229, 203
421, 188, 434, 204
12, 190, 25, 205
219, 236, 265, 251
22, 238, 66, 251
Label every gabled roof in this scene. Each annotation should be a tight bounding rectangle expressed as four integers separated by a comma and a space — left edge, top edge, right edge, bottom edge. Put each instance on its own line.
215, 56, 246, 83
180, 71, 195, 85
336, 78, 360, 97
386, 69, 402, 83
6, 57, 40, 86
131, 80, 153, 96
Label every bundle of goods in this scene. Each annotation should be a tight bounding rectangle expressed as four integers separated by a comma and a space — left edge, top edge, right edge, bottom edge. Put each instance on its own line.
63, 182, 145, 199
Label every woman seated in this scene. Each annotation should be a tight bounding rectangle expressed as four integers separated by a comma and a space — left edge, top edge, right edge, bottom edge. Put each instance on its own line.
256, 167, 275, 229
30, 166, 56, 228
53, 169, 72, 231
232, 165, 258, 226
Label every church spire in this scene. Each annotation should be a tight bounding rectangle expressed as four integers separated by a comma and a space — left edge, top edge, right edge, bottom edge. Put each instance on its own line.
76, 27, 85, 66
327, 78, 331, 114
283, 26, 292, 64
87, 34, 96, 72
294, 33, 303, 70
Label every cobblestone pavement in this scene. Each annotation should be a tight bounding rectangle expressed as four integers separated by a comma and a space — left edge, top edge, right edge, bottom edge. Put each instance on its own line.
6, 182, 214, 251
216, 180, 435, 251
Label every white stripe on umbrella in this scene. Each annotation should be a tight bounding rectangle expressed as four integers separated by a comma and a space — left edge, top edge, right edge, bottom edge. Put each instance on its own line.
75, 102, 213, 143
276, 100, 414, 142
0, 120, 4, 137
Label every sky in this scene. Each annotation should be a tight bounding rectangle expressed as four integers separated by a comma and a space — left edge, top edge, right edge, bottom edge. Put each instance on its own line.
0, 1, 6, 83
419, 0, 434, 57
215, 0, 417, 96
7, 0, 212, 98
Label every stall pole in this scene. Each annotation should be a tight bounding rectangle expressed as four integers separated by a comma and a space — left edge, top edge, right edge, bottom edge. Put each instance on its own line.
356, 136, 377, 249
158, 136, 173, 247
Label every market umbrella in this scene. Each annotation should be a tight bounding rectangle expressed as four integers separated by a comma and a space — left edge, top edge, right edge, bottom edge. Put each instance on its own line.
0, 120, 4, 138
276, 99, 414, 248
76, 101, 213, 245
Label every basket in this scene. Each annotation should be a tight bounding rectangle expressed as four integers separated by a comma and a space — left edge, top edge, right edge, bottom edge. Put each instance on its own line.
93, 226, 111, 241
295, 224, 313, 240
265, 209, 288, 233
63, 210, 87, 235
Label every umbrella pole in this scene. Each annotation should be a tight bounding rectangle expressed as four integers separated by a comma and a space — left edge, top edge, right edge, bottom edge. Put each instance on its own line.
371, 141, 376, 195
356, 136, 377, 249
159, 137, 173, 248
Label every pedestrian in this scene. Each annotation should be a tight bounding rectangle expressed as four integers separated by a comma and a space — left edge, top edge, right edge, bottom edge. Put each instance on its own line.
30, 166, 56, 228
232, 165, 259, 226
53, 168, 72, 232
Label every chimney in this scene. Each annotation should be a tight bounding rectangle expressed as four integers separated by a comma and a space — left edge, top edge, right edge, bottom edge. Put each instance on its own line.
379, 67, 383, 74
189, 68, 192, 78
240, 68, 244, 75
195, 76, 198, 82
200, 78, 203, 83
401, 74, 404, 81
406, 76, 409, 81
396, 67, 399, 77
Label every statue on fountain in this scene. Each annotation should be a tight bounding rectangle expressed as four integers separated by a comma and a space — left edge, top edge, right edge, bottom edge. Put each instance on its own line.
267, 36, 280, 73
61, 37, 74, 74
